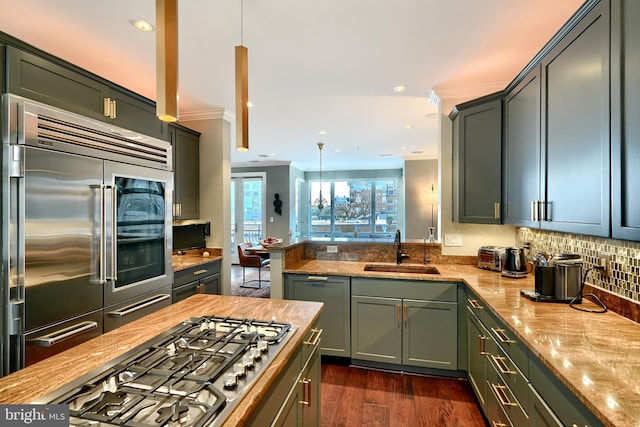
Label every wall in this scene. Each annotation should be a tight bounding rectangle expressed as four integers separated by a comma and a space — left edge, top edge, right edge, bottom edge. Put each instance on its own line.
289, 165, 305, 238
232, 164, 292, 241
438, 97, 516, 255
405, 159, 438, 240
183, 116, 232, 295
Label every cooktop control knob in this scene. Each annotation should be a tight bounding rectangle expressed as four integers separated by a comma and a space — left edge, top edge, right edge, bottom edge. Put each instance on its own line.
223, 372, 238, 389
234, 362, 247, 378
242, 355, 255, 370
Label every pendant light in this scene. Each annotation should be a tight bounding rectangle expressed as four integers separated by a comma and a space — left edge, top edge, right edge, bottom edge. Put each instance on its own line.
314, 142, 327, 211
235, 0, 249, 151
156, 0, 179, 122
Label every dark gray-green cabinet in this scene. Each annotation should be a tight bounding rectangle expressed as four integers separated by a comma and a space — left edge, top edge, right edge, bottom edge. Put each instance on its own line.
538, 0, 610, 237
611, 0, 640, 240
170, 125, 201, 220
503, 68, 541, 227
247, 323, 322, 427
285, 274, 350, 358
5, 45, 168, 141
452, 95, 503, 224
351, 278, 457, 370
172, 259, 221, 303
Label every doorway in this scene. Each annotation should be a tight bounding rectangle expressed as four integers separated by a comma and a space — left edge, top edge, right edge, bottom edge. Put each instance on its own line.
230, 173, 266, 264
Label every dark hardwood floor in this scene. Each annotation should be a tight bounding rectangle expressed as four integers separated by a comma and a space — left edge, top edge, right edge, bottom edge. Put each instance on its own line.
321, 363, 486, 427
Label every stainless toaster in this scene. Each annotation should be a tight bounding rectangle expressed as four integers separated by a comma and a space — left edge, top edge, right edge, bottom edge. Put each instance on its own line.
478, 246, 505, 271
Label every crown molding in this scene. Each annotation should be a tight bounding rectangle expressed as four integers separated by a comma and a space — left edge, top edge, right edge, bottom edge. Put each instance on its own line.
431, 81, 509, 103
179, 108, 234, 122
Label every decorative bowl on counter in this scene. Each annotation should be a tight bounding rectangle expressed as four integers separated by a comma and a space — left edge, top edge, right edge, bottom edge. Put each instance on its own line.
259, 237, 283, 247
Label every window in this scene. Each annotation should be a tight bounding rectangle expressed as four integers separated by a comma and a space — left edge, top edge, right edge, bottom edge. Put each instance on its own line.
309, 178, 399, 238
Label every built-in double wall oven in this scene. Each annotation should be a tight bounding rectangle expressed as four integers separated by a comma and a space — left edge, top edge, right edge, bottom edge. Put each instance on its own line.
1, 94, 174, 375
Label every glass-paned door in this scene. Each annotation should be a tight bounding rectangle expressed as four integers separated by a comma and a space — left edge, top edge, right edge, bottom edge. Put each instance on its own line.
230, 173, 266, 263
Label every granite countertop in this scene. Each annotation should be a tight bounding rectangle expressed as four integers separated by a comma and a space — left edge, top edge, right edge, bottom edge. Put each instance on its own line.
172, 249, 222, 271
284, 260, 640, 427
0, 294, 323, 427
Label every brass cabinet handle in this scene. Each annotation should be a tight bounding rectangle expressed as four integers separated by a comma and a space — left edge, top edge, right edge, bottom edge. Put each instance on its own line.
299, 378, 311, 407
307, 276, 328, 281
396, 305, 401, 327
403, 305, 408, 327
478, 335, 488, 356
494, 202, 501, 220
492, 421, 508, 427
468, 299, 483, 310
491, 383, 517, 407
193, 269, 208, 276
491, 327, 516, 344
491, 354, 516, 375
303, 328, 323, 347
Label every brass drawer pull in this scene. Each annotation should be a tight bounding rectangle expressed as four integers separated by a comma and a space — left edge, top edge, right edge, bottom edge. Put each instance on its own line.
492, 421, 508, 427
491, 354, 516, 375
478, 335, 488, 356
193, 269, 208, 276
307, 276, 328, 281
491, 383, 517, 407
303, 328, 323, 346
468, 299, 483, 310
491, 327, 515, 344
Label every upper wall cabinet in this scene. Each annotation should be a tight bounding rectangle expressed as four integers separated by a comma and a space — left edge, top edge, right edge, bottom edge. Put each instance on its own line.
6, 46, 168, 141
170, 124, 200, 220
539, 0, 610, 237
611, 0, 640, 240
452, 95, 503, 224
503, 68, 541, 228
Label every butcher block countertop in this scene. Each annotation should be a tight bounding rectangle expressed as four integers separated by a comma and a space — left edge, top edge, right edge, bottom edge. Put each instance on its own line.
285, 260, 640, 427
0, 295, 323, 427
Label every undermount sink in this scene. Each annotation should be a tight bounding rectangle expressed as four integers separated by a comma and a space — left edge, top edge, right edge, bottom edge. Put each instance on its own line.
363, 263, 440, 274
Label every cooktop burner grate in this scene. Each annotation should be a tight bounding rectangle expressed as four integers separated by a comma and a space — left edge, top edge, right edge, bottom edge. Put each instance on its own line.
39, 316, 295, 427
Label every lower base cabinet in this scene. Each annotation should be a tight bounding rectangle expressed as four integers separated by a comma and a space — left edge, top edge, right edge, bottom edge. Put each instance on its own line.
351, 278, 458, 370
285, 274, 350, 357
248, 325, 322, 427
172, 259, 221, 303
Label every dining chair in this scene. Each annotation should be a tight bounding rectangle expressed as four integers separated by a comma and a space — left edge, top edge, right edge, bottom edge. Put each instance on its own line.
237, 243, 270, 288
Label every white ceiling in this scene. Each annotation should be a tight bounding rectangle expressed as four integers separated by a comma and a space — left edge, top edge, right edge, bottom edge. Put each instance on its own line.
0, 0, 584, 171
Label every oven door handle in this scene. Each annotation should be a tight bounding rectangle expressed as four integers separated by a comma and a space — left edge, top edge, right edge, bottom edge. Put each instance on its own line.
29, 321, 98, 347
107, 294, 171, 318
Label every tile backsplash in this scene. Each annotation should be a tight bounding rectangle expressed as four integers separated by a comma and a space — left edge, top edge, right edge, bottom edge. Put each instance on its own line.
517, 227, 640, 302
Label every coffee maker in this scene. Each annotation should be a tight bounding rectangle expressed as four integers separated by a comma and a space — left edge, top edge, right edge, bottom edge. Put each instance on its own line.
521, 253, 583, 303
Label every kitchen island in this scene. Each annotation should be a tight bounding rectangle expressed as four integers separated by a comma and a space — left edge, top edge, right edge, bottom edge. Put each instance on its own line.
0, 294, 323, 427
284, 259, 640, 427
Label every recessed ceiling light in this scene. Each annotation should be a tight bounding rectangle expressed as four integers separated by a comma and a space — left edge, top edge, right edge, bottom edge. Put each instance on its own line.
335, 149, 342, 153
318, 130, 327, 135
401, 146, 407, 149
257, 154, 269, 158
412, 150, 424, 155
405, 124, 413, 129
393, 85, 406, 93
131, 19, 155, 32
379, 153, 393, 157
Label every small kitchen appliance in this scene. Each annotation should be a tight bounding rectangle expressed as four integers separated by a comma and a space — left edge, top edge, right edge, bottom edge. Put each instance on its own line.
37, 315, 296, 426
521, 254, 583, 303
478, 246, 505, 271
501, 247, 529, 278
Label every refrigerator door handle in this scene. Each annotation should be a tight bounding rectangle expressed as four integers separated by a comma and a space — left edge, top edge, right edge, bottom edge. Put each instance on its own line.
104, 184, 117, 281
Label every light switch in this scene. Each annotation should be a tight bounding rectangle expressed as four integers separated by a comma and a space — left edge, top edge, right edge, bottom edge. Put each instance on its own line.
270, 217, 274, 222
444, 234, 463, 247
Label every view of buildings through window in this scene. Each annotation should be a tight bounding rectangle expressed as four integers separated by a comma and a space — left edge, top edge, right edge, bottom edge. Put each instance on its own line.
310, 179, 398, 238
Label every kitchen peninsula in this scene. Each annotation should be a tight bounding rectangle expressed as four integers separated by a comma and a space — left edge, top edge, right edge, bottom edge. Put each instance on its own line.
0, 294, 323, 427
279, 239, 640, 427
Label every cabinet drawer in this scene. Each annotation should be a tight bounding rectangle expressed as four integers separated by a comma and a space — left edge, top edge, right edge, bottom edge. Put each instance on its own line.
484, 311, 528, 376
487, 343, 531, 421
487, 364, 529, 427
352, 277, 457, 302
173, 260, 221, 287
104, 286, 172, 333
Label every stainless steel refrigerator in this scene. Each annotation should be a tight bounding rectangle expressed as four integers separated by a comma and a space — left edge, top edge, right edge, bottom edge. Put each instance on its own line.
1, 94, 174, 375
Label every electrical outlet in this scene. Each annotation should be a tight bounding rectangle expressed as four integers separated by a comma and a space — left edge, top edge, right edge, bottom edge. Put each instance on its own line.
327, 245, 338, 253
444, 234, 463, 247
598, 254, 610, 276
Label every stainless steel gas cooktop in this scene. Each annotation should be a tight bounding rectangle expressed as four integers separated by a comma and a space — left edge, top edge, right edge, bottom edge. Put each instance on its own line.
37, 316, 295, 426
